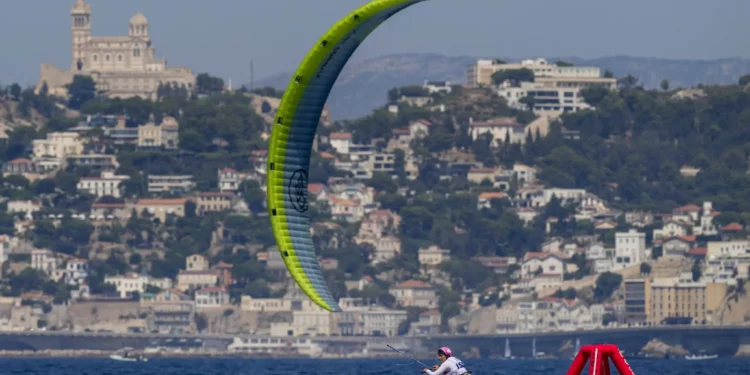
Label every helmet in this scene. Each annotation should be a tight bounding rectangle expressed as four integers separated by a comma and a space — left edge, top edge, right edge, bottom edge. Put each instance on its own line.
438, 347, 453, 357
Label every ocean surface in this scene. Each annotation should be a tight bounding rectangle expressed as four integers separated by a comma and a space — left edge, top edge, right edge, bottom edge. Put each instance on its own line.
0, 357, 747, 375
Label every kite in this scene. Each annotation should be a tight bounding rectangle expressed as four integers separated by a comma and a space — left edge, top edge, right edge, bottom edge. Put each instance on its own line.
267, 0, 427, 312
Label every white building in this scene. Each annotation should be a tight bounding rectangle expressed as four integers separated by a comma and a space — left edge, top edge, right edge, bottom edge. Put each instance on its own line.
137, 117, 179, 149
521, 252, 565, 279
468, 58, 605, 86
104, 273, 173, 298
329, 132, 352, 154
360, 308, 408, 337
423, 80, 452, 95
32, 132, 84, 170
466, 58, 617, 116
542, 188, 586, 205
369, 236, 402, 265
468, 118, 525, 146
195, 286, 229, 308
218, 168, 240, 192
389, 280, 438, 309
707, 240, 750, 259
7, 200, 41, 220
76, 171, 130, 198
227, 337, 323, 357
147, 174, 195, 194
185, 254, 209, 271
0, 235, 10, 269
65, 258, 89, 285
513, 163, 537, 184
614, 229, 646, 269
418, 245, 451, 267
693, 201, 719, 236
31, 249, 57, 275
586, 243, 614, 273
497, 81, 591, 115
408, 119, 432, 140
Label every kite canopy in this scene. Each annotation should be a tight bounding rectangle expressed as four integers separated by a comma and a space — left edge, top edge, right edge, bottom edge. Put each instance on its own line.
267, 0, 427, 312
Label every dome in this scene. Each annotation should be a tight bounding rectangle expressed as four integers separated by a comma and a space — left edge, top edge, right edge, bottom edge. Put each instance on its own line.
71, 0, 91, 14
130, 12, 148, 25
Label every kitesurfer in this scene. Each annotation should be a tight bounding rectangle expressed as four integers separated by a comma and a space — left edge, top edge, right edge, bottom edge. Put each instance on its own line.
422, 347, 468, 375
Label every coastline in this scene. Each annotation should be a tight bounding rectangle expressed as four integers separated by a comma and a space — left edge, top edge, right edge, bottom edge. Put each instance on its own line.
0, 350, 414, 359
0, 350, 313, 359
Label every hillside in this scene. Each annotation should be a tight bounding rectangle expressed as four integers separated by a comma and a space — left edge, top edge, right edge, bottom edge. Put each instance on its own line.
1, 70, 750, 336
257, 53, 750, 120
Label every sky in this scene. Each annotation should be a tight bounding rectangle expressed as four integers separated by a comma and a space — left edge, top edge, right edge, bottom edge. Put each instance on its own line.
0, 0, 748, 87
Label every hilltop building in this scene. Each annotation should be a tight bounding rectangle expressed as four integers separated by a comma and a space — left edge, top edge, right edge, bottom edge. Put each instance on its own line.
36, 0, 195, 100
466, 58, 616, 116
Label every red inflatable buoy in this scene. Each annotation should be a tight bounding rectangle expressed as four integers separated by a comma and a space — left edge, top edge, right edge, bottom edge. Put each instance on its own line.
565, 344, 635, 375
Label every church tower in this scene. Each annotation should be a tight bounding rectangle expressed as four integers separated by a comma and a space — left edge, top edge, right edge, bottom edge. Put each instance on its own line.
129, 12, 149, 38
70, 0, 91, 72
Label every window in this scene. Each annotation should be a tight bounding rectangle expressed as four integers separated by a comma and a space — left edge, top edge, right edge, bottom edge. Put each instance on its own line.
134, 48, 141, 57
105, 54, 110, 61
118, 54, 123, 61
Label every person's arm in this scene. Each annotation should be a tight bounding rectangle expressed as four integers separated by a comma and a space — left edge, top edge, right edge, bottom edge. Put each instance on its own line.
424, 361, 451, 375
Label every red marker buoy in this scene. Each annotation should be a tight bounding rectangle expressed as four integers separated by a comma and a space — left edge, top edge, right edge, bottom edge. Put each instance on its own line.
565, 344, 635, 375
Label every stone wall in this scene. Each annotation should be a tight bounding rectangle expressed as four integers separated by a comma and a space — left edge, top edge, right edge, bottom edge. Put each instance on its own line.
63, 300, 144, 332
197, 307, 259, 334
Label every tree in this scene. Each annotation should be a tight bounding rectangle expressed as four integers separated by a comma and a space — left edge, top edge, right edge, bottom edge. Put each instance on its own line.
368, 173, 398, 194
66, 75, 96, 109
739, 75, 750, 86
251, 86, 284, 98
640, 262, 652, 275
553, 288, 577, 300
603, 70, 614, 78
594, 272, 622, 302
491, 69, 535, 86
32, 178, 56, 195
519, 95, 535, 111
261, 100, 272, 113
660, 79, 670, 91
185, 200, 197, 218
8, 268, 46, 296
691, 260, 702, 281
555, 61, 574, 67
9, 83, 21, 101
194, 313, 208, 332
54, 171, 79, 195
240, 180, 266, 213
195, 73, 225, 95
130, 253, 142, 265
617, 74, 639, 89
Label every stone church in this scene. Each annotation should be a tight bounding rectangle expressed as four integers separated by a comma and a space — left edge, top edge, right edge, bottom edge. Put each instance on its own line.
37, 0, 196, 100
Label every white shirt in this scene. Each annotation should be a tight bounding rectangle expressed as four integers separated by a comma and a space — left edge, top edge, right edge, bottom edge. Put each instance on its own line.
425, 357, 468, 375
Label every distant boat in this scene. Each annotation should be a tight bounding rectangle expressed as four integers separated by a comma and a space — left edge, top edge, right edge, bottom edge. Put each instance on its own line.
685, 353, 718, 360
110, 354, 147, 362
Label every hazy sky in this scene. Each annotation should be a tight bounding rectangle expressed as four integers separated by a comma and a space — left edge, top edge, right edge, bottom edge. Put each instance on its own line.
1, 0, 748, 87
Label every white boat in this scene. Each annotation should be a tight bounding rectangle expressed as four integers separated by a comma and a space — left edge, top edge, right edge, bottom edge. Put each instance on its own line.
685, 353, 718, 360
110, 354, 148, 362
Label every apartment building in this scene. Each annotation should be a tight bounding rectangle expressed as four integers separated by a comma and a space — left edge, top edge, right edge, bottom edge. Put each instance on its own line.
147, 175, 195, 194
76, 171, 130, 198
466, 58, 616, 116
648, 276, 726, 324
